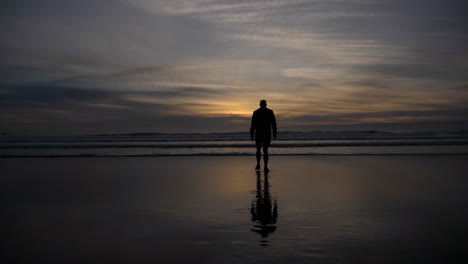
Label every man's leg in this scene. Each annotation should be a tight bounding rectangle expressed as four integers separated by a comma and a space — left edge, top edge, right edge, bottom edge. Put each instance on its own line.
256, 145, 262, 170
263, 145, 269, 171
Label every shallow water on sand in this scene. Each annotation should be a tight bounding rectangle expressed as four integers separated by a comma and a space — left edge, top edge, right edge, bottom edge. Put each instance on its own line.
2, 156, 468, 263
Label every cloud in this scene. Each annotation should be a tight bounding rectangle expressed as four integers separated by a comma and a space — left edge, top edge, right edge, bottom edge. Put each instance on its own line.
351, 63, 468, 81
280, 108, 468, 130
0, 84, 118, 105
0, 84, 254, 135
1, 0, 468, 134
282, 67, 345, 80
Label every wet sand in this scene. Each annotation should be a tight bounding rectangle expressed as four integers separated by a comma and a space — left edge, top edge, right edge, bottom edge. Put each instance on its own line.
2, 156, 468, 263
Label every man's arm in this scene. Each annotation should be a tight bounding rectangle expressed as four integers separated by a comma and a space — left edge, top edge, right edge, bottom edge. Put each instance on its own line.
271, 110, 277, 139
250, 111, 256, 140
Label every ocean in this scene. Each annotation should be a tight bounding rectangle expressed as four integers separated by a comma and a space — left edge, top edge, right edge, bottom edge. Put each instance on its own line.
1, 130, 467, 157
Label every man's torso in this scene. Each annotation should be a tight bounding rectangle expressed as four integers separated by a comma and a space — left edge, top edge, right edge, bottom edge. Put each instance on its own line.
253, 108, 274, 136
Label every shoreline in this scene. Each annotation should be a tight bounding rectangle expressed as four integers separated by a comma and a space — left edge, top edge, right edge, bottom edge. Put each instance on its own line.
2, 152, 468, 158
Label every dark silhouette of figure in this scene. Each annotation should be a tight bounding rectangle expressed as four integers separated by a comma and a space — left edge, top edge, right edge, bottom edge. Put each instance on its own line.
250, 100, 277, 172
250, 171, 278, 245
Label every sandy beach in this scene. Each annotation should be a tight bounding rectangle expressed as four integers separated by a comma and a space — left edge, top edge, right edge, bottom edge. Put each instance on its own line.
2, 155, 468, 263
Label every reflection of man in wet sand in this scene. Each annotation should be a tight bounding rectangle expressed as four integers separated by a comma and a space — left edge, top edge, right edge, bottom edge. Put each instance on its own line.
250, 171, 278, 240
250, 100, 277, 172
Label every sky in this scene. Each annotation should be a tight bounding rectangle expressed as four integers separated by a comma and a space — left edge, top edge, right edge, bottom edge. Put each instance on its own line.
1, 0, 467, 135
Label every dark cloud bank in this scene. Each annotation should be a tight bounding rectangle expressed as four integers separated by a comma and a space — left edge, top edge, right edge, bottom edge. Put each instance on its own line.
1, 82, 466, 135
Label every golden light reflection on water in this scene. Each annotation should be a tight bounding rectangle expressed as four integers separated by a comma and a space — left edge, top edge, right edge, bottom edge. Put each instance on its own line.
204, 161, 256, 195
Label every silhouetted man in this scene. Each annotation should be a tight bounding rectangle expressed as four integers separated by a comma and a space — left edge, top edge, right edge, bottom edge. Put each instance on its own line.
250, 100, 277, 172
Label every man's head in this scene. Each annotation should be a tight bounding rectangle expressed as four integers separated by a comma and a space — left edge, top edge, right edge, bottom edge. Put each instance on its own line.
260, 100, 267, 108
